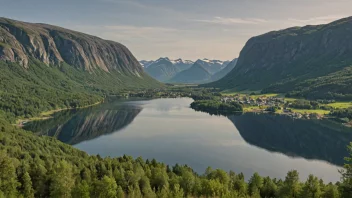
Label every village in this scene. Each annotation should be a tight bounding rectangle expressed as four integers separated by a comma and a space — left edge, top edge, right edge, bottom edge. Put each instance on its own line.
221, 94, 324, 120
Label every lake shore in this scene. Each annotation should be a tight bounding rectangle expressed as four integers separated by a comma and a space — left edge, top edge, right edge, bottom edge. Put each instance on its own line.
16, 100, 103, 127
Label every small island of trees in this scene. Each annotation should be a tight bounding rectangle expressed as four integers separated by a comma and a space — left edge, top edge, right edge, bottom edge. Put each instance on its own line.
190, 100, 243, 115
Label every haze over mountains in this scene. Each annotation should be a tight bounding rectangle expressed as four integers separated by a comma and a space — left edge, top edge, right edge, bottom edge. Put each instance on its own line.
141, 57, 236, 83
206, 16, 352, 100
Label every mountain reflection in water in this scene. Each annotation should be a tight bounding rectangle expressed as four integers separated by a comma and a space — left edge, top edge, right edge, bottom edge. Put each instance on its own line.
24, 98, 352, 169
24, 101, 142, 145
228, 113, 352, 166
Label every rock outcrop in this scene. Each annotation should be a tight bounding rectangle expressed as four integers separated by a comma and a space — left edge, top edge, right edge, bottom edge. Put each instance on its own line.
0, 17, 143, 76
207, 16, 352, 93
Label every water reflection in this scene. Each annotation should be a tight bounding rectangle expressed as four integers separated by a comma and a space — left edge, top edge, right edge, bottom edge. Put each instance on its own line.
24, 101, 142, 145
228, 113, 352, 166
24, 98, 352, 182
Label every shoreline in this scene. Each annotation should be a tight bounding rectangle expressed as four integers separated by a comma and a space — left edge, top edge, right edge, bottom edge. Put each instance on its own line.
16, 100, 103, 127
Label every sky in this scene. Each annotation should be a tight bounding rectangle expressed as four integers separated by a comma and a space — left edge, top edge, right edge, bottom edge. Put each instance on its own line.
1, 0, 351, 61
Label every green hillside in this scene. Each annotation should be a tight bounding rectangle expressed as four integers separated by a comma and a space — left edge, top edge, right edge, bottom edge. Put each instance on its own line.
0, 60, 161, 122
0, 17, 162, 122
206, 16, 352, 100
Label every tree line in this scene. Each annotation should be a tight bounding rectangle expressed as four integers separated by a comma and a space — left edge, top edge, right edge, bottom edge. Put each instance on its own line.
1, 118, 351, 198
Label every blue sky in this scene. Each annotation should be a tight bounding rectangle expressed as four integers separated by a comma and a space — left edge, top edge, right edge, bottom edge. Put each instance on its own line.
1, 0, 351, 60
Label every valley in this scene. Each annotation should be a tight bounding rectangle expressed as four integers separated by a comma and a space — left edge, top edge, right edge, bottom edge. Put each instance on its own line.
0, 10, 352, 198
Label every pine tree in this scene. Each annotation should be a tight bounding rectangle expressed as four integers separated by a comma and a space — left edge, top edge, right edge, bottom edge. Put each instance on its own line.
116, 186, 125, 198
22, 171, 34, 198
49, 161, 75, 198
71, 181, 90, 198
301, 175, 322, 198
0, 152, 19, 197
93, 176, 117, 198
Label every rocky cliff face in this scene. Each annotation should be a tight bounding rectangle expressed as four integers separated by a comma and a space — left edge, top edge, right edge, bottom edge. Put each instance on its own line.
208, 16, 352, 91
0, 17, 143, 75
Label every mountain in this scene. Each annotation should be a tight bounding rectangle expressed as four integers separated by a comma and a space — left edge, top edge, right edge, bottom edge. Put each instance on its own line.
139, 60, 154, 68
207, 16, 352, 100
0, 17, 161, 120
195, 58, 229, 74
169, 62, 212, 84
211, 58, 238, 81
140, 58, 194, 70
144, 57, 181, 82
172, 58, 194, 71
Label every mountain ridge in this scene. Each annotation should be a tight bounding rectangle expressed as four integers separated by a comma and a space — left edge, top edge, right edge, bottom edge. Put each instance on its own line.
0, 17, 144, 76
206, 16, 352, 99
169, 62, 212, 84
0, 17, 161, 120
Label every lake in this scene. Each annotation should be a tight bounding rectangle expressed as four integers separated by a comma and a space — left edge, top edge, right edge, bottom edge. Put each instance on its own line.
24, 98, 352, 182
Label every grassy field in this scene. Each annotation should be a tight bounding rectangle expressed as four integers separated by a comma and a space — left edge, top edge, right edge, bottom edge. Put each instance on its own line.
290, 109, 330, 115
16, 101, 102, 126
221, 90, 282, 98
326, 102, 352, 109
243, 106, 265, 112
221, 90, 352, 117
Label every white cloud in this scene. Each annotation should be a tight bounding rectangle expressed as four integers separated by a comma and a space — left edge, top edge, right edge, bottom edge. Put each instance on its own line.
287, 15, 347, 26
193, 17, 268, 25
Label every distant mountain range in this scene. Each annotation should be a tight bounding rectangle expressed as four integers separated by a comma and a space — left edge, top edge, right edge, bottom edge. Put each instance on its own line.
144, 58, 182, 82
206, 16, 352, 100
169, 62, 212, 84
141, 57, 236, 83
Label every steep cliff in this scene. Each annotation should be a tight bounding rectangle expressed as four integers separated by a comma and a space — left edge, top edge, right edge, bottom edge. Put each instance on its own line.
0, 18, 161, 120
207, 16, 352, 99
0, 17, 144, 75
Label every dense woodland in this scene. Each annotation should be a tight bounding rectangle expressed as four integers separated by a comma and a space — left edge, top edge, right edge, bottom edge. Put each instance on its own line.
0, 60, 161, 122
0, 118, 352, 198
190, 100, 243, 116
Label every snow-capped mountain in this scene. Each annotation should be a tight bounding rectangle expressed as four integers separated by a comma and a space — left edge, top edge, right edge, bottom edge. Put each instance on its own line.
195, 58, 230, 74
140, 57, 194, 71
141, 57, 233, 83
144, 58, 180, 82
139, 60, 154, 68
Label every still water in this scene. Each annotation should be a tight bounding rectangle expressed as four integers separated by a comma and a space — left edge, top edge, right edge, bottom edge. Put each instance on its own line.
24, 98, 352, 182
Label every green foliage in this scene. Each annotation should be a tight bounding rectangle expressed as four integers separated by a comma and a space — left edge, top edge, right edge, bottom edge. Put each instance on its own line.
340, 143, 352, 197
330, 108, 352, 120
205, 18, 352, 101
283, 66, 352, 100
288, 99, 313, 109
190, 100, 243, 115
0, 117, 349, 197
0, 60, 161, 122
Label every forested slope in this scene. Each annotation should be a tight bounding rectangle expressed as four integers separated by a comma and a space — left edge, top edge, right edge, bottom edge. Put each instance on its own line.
0, 17, 162, 122
206, 16, 352, 100
0, 118, 349, 197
